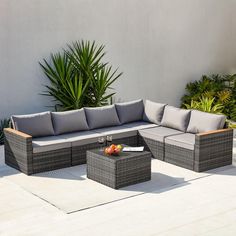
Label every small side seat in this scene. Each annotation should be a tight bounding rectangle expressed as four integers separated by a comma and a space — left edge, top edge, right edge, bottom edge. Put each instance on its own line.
32, 136, 71, 153
164, 133, 195, 169
163, 109, 230, 172
60, 131, 103, 165
32, 135, 71, 173
60, 131, 102, 147
138, 127, 183, 160
165, 133, 195, 150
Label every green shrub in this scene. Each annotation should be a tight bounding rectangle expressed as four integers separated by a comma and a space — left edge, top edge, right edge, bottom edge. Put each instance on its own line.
184, 96, 224, 114
40, 40, 122, 111
181, 74, 236, 121
0, 119, 10, 145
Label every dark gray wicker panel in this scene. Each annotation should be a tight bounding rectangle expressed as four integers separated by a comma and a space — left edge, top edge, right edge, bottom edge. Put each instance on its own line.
87, 150, 151, 189
164, 143, 194, 170
138, 135, 164, 160
72, 143, 102, 165
194, 129, 233, 172
111, 135, 138, 147
33, 148, 71, 173
194, 157, 232, 172
4, 130, 33, 175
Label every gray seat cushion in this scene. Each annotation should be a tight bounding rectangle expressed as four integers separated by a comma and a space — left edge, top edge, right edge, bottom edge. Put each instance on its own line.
32, 136, 71, 153
11, 111, 54, 137
143, 100, 167, 124
85, 105, 120, 129
51, 109, 89, 135
161, 106, 191, 132
165, 133, 196, 150
187, 110, 226, 133
123, 121, 159, 130
139, 126, 183, 142
93, 125, 138, 140
115, 99, 144, 124
60, 131, 102, 147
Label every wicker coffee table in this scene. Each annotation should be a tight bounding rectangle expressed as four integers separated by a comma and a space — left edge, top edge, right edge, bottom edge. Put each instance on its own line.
86, 148, 151, 189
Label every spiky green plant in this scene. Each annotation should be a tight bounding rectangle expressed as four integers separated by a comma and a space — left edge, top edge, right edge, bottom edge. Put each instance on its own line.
90, 66, 122, 107
40, 40, 122, 110
40, 52, 90, 110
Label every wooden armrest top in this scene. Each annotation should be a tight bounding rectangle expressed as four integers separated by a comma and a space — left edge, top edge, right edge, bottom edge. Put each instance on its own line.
196, 128, 233, 137
4, 128, 32, 138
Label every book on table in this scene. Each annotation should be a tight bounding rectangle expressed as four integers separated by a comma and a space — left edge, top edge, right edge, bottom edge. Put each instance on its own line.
122, 146, 144, 152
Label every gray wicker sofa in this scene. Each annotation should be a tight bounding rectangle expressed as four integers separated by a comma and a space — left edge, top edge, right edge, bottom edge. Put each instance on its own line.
4, 99, 233, 175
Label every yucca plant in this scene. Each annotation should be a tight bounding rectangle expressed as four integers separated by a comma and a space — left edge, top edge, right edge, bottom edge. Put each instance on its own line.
40, 40, 122, 110
40, 52, 90, 110
0, 119, 10, 145
90, 66, 122, 107
66, 41, 105, 77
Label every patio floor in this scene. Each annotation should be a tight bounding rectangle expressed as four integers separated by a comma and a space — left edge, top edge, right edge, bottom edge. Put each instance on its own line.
0, 139, 236, 236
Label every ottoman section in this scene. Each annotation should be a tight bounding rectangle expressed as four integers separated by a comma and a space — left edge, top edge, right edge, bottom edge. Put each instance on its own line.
87, 149, 151, 189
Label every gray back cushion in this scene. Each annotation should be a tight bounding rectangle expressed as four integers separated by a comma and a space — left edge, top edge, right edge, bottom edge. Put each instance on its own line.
161, 106, 191, 132
143, 100, 167, 124
11, 111, 54, 137
115, 99, 144, 124
51, 109, 89, 135
187, 110, 226, 133
85, 105, 120, 129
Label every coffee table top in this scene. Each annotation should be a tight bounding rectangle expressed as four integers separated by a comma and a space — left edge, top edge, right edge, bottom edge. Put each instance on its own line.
87, 145, 151, 162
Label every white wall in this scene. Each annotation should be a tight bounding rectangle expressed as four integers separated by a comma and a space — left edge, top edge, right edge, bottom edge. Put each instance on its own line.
0, 0, 236, 119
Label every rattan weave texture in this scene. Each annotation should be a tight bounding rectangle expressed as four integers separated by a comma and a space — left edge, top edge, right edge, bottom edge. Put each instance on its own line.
87, 149, 151, 189
164, 129, 233, 172
4, 126, 233, 174
138, 135, 164, 160
4, 129, 33, 175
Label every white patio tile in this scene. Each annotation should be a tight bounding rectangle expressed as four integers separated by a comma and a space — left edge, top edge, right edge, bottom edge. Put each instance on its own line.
0, 142, 235, 236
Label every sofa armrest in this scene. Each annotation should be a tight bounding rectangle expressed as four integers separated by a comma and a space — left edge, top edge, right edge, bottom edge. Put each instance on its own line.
194, 128, 233, 172
4, 128, 32, 139
196, 128, 233, 137
4, 128, 33, 175
195, 128, 233, 147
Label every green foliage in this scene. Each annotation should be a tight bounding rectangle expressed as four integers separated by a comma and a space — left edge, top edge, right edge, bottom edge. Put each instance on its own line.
181, 74, 236, 121
184, 96, 224, 114
0, 119, 10, 145
40, 40, 122, 110
89, 66, 121, 106
228, 122, 236, 129
40, 52, 90, 110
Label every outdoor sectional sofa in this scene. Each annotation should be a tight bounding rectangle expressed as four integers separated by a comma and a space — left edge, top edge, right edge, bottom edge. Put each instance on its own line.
4, 99, 233, 175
